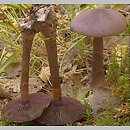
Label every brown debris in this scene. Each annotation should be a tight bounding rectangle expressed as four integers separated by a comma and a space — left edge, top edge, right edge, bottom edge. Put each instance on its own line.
0, 84, 10, 98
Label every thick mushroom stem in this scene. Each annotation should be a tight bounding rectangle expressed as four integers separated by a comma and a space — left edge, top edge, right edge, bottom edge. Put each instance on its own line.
20, 31, 35, 99
91, 37, 106, 89
43, 35, 62, 105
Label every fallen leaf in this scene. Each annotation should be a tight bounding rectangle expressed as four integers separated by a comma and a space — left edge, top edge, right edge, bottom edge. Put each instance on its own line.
0, 83, 10, 98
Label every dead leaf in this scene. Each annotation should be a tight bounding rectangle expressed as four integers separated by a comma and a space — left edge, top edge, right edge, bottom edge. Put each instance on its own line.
4, 61, 21, 78
0, 83, 10, 98
39, 66, 51, 84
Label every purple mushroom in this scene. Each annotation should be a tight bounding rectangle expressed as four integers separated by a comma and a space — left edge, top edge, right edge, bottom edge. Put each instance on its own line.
70, 8, 127, 113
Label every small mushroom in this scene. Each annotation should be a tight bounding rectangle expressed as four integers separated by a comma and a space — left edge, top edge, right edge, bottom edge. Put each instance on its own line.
34, 5, 85, 125
70, 8, 127, 113
2, 18, 51, 123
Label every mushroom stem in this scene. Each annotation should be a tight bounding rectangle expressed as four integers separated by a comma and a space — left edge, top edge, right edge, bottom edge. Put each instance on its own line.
20, 31, 35, 99
43, 36, 62, 105
91, 37, 106, 89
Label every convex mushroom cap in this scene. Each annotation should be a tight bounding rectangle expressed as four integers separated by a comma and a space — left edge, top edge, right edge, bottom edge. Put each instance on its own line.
2, 92, 51, 123
70, 8, 127, 37
36, 97, 85, 125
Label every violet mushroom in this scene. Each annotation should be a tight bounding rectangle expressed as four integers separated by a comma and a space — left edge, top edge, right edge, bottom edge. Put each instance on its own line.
33, 5, 85, 125
70, 8, 127, 113
2, 19, 51, 123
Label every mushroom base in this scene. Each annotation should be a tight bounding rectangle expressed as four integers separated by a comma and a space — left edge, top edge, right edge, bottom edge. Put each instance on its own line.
88, 88, 114, 114
36, 97, 85, 125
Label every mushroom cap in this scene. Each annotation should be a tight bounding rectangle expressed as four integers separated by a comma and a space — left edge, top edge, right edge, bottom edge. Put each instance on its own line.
70, 8, 127, 37
2, 92, 51, 123
36, 97, 85, 125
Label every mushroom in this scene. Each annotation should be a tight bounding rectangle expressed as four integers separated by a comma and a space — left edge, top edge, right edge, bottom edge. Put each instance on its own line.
2, 18, 51, 123
33, 5, 85, 125
70, 8, 127, 113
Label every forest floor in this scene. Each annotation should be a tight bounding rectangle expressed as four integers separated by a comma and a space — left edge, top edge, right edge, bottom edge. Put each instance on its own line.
0, 34, 130, 126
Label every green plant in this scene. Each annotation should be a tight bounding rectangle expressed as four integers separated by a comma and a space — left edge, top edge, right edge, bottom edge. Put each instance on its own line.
108, 39, 130, 100
83, 101, 94, 124
1, 110, 15, 126
0, 5, 45, 76
95, 114, 117, 126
